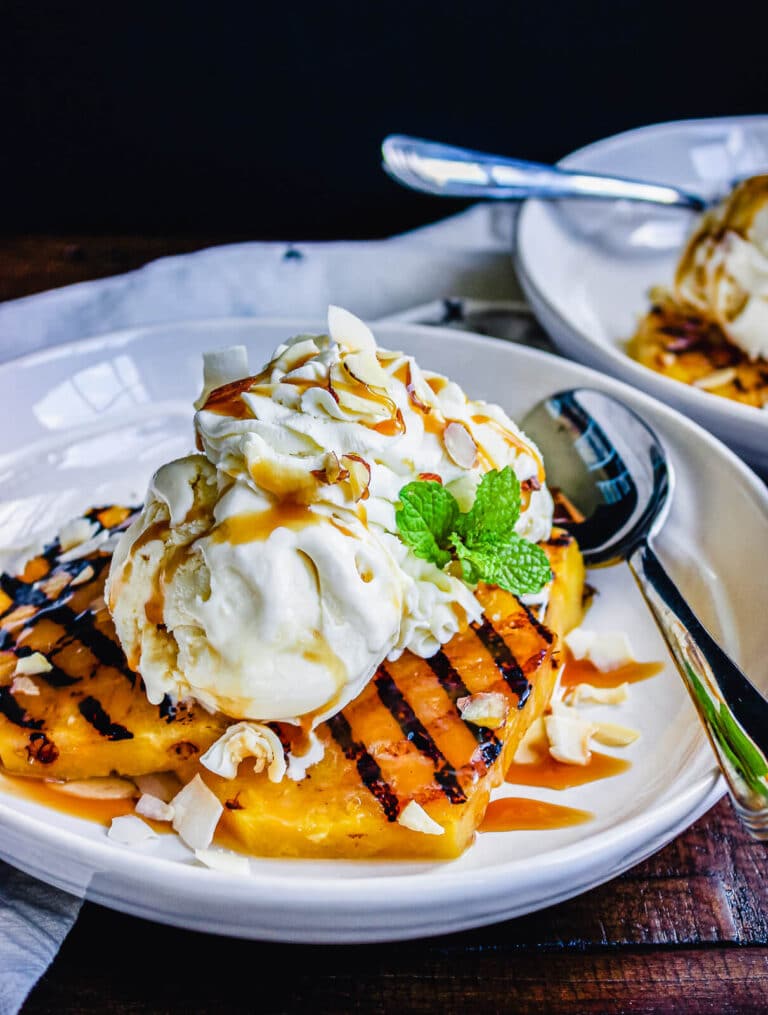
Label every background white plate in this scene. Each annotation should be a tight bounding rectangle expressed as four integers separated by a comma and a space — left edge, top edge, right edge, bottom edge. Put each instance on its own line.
514, 115, 768, 475
1, 318, 766, 943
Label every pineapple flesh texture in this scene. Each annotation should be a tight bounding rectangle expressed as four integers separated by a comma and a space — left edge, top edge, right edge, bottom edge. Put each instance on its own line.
0, 510, 584, 860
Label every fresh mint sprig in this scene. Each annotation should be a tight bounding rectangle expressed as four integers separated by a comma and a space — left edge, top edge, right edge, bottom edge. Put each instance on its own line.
396, 467, 552, 596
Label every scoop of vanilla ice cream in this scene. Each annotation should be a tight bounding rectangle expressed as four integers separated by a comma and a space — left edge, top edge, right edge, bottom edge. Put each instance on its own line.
675, 175, 768, 360
107, 306, 554, 727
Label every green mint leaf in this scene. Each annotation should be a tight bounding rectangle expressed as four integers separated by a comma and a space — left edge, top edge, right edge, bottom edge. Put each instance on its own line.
396, 482, 459, 569
461, 467, 521, 546
454, 534, 552, 595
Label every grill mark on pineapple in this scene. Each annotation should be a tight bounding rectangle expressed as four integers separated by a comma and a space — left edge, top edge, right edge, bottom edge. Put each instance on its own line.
374, 669, 467, 804
24, 601, 137, 687
326, 712, 400, 821
515, 598, 554, 645
78, 695, 134, 741
0, 686, 45, 730
424, 651, 501, 766
471, 618, 531, 708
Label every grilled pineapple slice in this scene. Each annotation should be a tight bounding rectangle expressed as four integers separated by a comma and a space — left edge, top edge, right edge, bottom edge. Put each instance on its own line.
627, 293, 768, 408
0, 509, 584, 860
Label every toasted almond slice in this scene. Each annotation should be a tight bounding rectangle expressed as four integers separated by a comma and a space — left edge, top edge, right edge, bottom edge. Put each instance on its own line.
694, 367, 737, 390
457, 691, 509, 730
443, 421, 478, 469
397, 800, 445, 836
591, 720, 640, 747
48, 777, 138, 800
341, 454, 371, 501
344, 349, 390, 390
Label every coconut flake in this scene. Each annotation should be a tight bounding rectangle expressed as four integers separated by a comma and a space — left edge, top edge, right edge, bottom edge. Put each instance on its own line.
70, 564, 96, 587
13, 653, 52, 677
564, 628, 635, 671
193, 345, 250, 410
200, 722, 287, 782
693, 367, 738, 390
58, 517, 99, 553
10, 675, 40, 696
58, 529, 111, 563
397, 800, 445, 836
136, 793, 175, 822
457, 691, 509, 730
566, 682, 629, 706
108, 815, 157, 845
170, 775, 223, 851
48, 777, 138, 800
195, 848, 251, 875
287, 730, 326, 782
327, 305, 377, 353
443, 422, 478, 469
544, 712, 597, 766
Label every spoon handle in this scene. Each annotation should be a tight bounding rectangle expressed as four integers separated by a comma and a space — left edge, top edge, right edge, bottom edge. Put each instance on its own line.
629, 541, 768, 839
381, 135, 707, 209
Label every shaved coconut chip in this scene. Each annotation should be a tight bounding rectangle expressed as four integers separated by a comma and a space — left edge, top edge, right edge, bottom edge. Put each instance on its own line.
287, 730, 326, 781
397, 800, 445, 836
457, 691, 509, 730
135, 771, 182, 803
564, 628, 635, 671
693, 367, 737, 390
14, 653, 52, 676
136, 793, 175, 822
58, 529, 110, 563
58, 517, 99, 553
327, 305, 377, 353
193, 345, 250, 409
195, 848, 251, 875
443, 422, 478, 469
108, 815, 157, 845
70, 564, 95, 587
544, 712, 596, 766
200, 721, 286, 782
513, 716, 548, 764
566, 682, 629, 706
49, 777, 137, 800
171, 775, 223, 850
10, 675, 39, 696
592, 720, 640, 747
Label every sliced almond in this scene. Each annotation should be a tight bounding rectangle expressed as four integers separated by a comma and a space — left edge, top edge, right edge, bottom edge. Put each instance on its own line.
48, 776, 138, 800
591, 720, 640, 747
544, 712, 596, 766
341, 454, 371, 501
443, 421, 478, 469
693, 367, 737, 390
343, 350, 390, 390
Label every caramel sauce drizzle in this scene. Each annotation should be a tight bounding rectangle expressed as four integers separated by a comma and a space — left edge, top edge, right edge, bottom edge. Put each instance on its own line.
505, 749, 631, 790
210, 503, 319, 544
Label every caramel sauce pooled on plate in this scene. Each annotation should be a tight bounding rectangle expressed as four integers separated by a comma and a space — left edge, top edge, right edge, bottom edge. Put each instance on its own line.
559, 649, 664, 690
505, 749, 631, 790
480, 796, 592, 831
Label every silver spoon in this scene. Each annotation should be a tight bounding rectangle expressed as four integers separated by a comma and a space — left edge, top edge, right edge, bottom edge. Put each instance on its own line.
382, 134, 714, 210
521, 387, 768, 840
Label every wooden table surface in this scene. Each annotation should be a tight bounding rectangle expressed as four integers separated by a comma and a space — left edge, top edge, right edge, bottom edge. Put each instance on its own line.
4, 235, 767, 1015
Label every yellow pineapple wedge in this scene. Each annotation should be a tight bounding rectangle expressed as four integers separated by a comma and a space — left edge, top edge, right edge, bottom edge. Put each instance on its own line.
0, 508, 584, 860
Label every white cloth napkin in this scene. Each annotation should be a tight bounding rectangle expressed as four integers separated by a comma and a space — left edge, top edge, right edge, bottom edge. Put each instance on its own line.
0, 202, 530, 1013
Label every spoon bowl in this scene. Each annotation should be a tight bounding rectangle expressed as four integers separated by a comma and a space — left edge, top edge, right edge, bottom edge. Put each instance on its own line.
522, 387, 768, 839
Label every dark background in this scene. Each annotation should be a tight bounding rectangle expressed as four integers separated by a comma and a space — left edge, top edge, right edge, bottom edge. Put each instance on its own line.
3, 1, 768, 240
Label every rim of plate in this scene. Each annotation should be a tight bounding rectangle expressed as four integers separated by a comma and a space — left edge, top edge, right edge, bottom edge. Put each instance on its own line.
1, 316, 762, 910
513, 114, 768, 434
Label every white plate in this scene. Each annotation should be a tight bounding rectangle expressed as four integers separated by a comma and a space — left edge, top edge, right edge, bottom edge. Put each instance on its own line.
1, 318, 766, 943
514, 115, 768, 475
